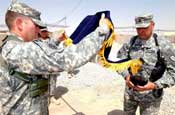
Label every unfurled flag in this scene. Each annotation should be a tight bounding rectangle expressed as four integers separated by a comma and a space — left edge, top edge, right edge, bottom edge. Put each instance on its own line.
70, 10, 113, 44
68, 11, 143, 74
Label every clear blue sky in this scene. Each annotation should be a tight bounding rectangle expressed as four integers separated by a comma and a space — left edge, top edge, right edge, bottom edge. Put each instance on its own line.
1, 0, 175, 30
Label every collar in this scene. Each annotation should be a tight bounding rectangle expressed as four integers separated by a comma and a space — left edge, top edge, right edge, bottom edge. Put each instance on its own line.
8, 32, 24, 41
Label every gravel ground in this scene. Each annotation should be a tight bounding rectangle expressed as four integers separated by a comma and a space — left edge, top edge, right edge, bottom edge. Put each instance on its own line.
159, 87, 175, 115
49, 62, 175, 115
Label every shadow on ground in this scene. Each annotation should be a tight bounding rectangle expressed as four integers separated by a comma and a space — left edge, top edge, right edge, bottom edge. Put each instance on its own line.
53, 86, 69, 99
108, 109, 126, 115
52, 86, 86, 115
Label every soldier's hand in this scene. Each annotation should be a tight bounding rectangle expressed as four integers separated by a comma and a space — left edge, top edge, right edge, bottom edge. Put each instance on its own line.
134, 81, 156, 91
50, 30, 67, 42
125, 74, 135, 88
99, 13, 110, 33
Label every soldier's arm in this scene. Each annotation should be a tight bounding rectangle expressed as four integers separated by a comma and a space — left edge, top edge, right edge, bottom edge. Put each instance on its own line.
0, 69, 13, 113
2, 25, 109, 74
154, 38, 175, 89
41, 30, 67, 48
117, 42, 131, 79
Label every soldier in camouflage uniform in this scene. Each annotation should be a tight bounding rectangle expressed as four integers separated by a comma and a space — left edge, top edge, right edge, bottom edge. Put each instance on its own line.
117, 14, 175, 115
38, 26, 66, 102
0, 2, 110, 115
39, 27, 50, 40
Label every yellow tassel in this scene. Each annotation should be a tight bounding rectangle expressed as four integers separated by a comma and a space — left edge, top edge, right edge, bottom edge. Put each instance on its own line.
63, 38, 73, 47
97, 18, 143, 74
97, 18, 116, 68
101, 18, 115, 48
130, 59, 143, 75
98, 53, 143, 74
50, 29, 73, 47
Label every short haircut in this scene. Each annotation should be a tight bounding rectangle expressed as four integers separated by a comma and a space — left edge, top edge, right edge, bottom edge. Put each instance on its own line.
5, 10, 26, 30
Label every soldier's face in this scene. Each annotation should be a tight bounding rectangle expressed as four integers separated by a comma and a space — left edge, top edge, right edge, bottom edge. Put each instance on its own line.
22, 18, 40, 41
40, 31, 49, 40
136, 22, 154, 40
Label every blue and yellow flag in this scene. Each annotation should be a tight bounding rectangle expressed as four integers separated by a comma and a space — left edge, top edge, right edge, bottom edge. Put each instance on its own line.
67, 11, 143, 74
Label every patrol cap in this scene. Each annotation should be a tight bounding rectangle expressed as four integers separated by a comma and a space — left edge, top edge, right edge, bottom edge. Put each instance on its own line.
40, 27, 48, 32
7, 2, 46, 27
135, 13, 153, 28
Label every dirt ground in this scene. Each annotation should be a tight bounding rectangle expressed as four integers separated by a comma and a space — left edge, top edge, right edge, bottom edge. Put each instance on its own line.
49, 79, 125, 115
48, 63, 175, 115
49, 63, 125, 115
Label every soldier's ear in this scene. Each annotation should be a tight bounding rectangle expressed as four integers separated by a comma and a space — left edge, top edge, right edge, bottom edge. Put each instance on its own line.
151, 21, 155, 26
15, 17, 23, 31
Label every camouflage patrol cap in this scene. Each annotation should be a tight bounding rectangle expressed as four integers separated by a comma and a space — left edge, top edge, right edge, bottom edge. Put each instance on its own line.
7, 2, 46, 27
40, 27, 48, 32
135, 13, 153, 28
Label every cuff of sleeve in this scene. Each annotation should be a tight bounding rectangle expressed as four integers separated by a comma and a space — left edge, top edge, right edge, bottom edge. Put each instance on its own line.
120, 70, 129, 79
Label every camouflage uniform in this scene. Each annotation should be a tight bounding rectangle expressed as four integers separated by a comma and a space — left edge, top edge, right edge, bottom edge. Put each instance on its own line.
117, 34, 175, 115
36, 37, 65, 101
0, 2, 110, 115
